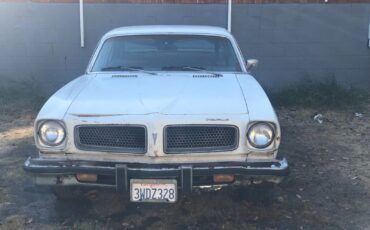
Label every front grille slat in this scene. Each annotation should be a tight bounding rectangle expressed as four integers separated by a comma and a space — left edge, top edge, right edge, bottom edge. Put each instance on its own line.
75, 125, 146, 153
164, 125, 238, 154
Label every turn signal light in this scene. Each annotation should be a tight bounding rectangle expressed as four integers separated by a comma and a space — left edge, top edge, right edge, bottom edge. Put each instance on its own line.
213, 174, 235, 183
76, 173, 97, 182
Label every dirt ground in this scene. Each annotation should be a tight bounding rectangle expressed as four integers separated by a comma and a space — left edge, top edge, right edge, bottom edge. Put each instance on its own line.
0, 104, 369, 230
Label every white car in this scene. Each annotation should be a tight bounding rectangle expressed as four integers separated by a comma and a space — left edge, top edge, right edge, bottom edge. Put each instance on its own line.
24, 25, 289, 203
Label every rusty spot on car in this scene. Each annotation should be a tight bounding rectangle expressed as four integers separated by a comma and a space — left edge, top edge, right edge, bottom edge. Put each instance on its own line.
70, 114, 124, 117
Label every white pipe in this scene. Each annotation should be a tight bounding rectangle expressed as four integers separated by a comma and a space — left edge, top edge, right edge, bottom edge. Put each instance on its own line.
368, 16, 370, 48
227, 0, 232, 32
79, 0, 85, 48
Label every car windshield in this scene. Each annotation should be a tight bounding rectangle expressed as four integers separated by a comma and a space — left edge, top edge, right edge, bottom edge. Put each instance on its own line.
91, 35, 242, 72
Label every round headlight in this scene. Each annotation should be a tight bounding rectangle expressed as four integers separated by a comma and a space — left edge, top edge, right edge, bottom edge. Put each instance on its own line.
38, 121, 66, 146
247, 123, 275, 148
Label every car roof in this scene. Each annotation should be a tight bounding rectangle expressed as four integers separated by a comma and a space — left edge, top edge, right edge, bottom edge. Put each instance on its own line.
104, 25, 232, 38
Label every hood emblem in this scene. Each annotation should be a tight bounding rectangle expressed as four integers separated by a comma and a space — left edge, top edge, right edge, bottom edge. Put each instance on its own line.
206, 118, 229, 122
152, 133, 158, 145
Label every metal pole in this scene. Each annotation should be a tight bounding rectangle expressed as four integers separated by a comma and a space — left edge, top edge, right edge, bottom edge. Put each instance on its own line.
227, 0, 232, 32
368, 16, 370, 48
79, 0, 85, 48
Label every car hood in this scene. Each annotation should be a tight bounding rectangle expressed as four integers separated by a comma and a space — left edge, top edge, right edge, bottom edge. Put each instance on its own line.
66, 73, 248, 116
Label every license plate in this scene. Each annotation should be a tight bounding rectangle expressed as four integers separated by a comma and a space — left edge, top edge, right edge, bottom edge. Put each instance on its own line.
130, 179, 177, 203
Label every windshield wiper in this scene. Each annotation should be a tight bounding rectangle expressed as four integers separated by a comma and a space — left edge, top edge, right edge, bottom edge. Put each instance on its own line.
182, 66, 222, 77
101, 66, 157, 75
162, 66, 222, 77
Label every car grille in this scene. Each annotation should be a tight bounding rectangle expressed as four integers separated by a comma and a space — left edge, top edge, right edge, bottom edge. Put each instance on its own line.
75, 125, 146, 153
164, 125, 238, 154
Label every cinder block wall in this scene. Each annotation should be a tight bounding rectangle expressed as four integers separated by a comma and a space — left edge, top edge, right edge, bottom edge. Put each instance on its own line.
0, 0, 369, 92
232, 2, 370, 90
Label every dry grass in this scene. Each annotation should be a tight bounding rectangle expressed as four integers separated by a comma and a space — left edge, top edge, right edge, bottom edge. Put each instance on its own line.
0, 78, 46, 124
269, 77, 369, 110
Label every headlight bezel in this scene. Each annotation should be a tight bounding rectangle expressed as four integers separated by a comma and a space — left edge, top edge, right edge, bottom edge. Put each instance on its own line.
247, 122, 276, 149
36, 120, 67, 148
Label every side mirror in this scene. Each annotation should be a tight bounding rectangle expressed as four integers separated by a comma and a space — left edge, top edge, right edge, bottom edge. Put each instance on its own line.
246, 59, 259, 72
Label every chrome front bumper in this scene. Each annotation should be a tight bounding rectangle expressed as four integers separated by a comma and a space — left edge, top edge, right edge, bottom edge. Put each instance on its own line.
24, 157, 289, 193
